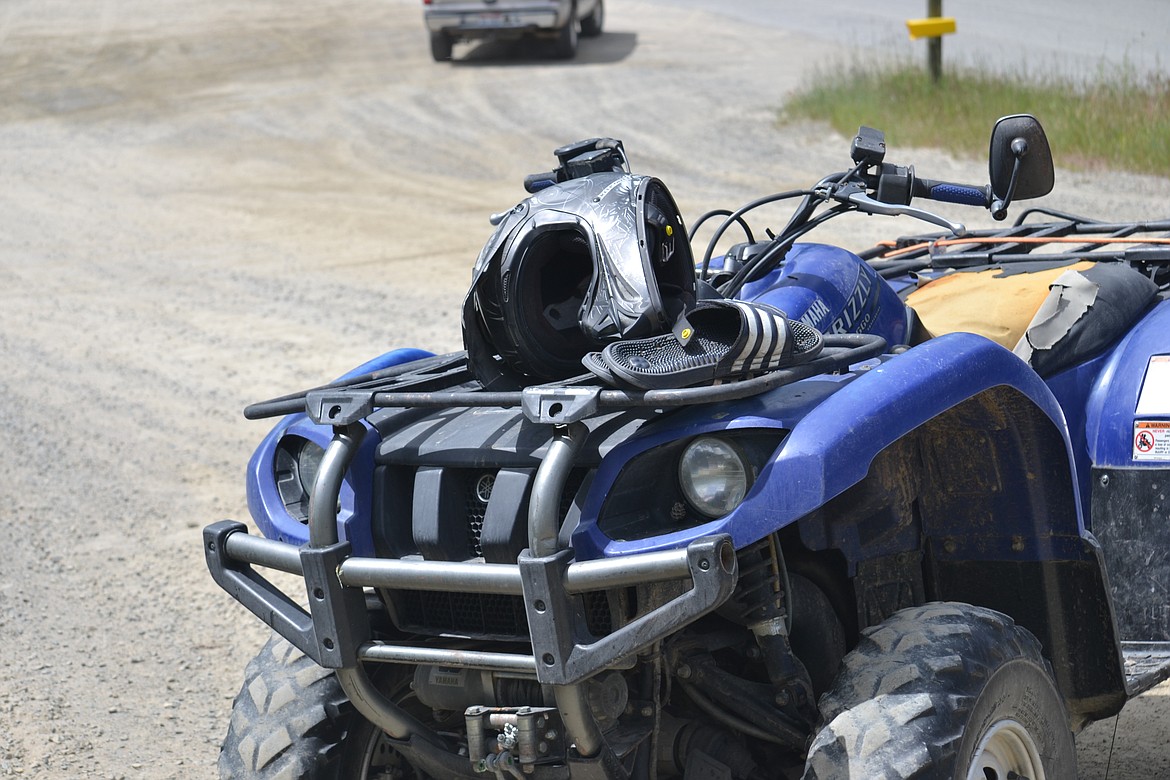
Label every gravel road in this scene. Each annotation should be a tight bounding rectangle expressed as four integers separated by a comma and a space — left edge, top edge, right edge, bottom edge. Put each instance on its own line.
0, 0, 1166, 777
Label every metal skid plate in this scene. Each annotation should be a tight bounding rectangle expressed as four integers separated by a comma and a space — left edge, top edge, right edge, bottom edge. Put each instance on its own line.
1122, 642, 1170, 698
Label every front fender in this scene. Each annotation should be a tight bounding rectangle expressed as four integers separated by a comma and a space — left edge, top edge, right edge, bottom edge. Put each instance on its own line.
577, 332, 1083, 557
756, 333, 1122, 720
737, 332, 1083, 547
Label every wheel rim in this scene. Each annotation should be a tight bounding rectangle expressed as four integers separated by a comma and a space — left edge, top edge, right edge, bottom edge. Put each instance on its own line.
351, 679, 443, 779
358, 731, 415, 780
966, 718, 1045, 780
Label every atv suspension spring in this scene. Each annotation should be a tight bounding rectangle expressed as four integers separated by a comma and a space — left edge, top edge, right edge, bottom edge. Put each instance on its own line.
723, 535, 818, 726
722, 535, 789, 627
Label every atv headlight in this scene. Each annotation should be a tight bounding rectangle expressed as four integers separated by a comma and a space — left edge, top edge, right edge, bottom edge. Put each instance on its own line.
678, 436, 749, 518
597, 430, 783, 542
274, 436, 327, 523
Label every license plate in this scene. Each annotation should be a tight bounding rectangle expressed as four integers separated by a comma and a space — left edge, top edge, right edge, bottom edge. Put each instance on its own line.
471, 11, 511, 24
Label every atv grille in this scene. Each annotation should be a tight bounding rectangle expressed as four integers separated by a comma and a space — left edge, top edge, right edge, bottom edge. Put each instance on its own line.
582, 591, 613, 637
464, 470, 494, 559
376, 465, 599, 639
396, 590, 530, 637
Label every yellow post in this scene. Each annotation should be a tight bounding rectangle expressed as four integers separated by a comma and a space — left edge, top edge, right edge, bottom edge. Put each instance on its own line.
905, 0, 956, 83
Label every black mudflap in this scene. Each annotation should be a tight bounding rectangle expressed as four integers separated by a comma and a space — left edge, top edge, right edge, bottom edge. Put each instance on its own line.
1091, 466, 1170, 642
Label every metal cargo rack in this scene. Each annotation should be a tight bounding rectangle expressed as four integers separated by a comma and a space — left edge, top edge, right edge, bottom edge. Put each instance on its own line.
242, 333, 888, 427
864, 213, 1170, 278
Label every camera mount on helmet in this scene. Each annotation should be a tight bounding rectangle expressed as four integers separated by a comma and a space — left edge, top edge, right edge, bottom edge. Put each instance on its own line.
523, 137, 630, 194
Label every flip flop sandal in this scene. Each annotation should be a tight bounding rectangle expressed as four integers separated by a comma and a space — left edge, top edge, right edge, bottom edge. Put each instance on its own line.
581, 351, 625, 387
582, 351, 651, 389
594, 300, 824, 390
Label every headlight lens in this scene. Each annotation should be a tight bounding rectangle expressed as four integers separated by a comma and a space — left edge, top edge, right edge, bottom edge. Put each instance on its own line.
296, 439, 325, 495
678, 437, 750, 518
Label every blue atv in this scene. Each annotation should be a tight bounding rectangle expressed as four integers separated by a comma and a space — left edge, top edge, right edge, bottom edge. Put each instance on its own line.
204, 115, 1170, 779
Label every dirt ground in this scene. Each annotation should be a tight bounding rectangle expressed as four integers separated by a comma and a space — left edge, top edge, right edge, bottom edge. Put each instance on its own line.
0, 0, 1166, 777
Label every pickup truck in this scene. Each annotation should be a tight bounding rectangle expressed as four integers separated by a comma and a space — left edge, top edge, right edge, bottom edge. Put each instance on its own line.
423, 0, 604, 61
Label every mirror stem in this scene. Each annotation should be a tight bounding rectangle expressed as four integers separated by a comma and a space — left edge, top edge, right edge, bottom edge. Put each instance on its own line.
989, 137, 1030, 221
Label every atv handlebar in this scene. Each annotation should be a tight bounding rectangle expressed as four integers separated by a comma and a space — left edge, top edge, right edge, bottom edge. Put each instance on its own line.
823, 164, 992, 237
862, 164, 991, 210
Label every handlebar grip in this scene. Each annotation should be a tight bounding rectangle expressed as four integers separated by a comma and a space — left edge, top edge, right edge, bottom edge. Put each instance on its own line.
524, 171, 559, 193
914, 178, 991, 207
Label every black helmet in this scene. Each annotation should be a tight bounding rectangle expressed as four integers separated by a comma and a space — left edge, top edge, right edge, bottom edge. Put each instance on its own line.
462, 172, 696, 387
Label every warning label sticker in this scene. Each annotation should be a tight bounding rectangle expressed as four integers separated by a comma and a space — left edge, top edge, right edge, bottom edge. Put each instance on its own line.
1133, 420, 1170, 462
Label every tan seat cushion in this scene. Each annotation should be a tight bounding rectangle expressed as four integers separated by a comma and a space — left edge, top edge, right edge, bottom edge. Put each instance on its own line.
906, 261, 1095, 348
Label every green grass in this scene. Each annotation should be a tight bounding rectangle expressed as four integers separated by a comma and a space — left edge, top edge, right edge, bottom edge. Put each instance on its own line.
782, 61, 1170, 177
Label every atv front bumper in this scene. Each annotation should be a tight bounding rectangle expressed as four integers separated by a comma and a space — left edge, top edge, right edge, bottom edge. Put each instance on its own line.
203, 520, 736, 685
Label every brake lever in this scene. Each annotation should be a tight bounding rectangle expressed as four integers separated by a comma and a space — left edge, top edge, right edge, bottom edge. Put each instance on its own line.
844, 191, 968, 236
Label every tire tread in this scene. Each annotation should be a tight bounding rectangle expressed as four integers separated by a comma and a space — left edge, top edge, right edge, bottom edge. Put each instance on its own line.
803, 602, 1066, 780
219, 635, 350, 780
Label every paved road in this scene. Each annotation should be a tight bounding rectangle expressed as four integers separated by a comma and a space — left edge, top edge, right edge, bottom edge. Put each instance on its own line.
667, 0, 1170, 80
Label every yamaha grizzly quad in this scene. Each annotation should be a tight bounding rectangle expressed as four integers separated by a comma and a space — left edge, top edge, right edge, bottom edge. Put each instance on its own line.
204, 115, 1170, 779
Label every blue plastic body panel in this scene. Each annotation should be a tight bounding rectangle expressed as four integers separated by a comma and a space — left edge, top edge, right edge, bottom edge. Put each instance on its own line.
740, 243, 910, 347
247, 348, 434, 554
1084, 300, 1170, 468
1033, 300, 1170, 530
571, 332, 1079, 559
1040, 350, 1111, 529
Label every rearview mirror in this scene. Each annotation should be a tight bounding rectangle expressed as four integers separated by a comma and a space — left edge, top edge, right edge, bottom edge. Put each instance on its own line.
988, 114, 1054, 217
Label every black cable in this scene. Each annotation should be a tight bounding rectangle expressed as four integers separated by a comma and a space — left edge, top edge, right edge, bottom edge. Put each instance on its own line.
689, 209, 755, 246
1013, 205, 1097, 226
771, 167, 859, 242
699, 190, 811, 281
719, 206, 850, 298
711, 169, 865, 294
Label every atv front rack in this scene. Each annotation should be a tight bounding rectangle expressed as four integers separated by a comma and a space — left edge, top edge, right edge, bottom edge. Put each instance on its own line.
243, 333, 887, 426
